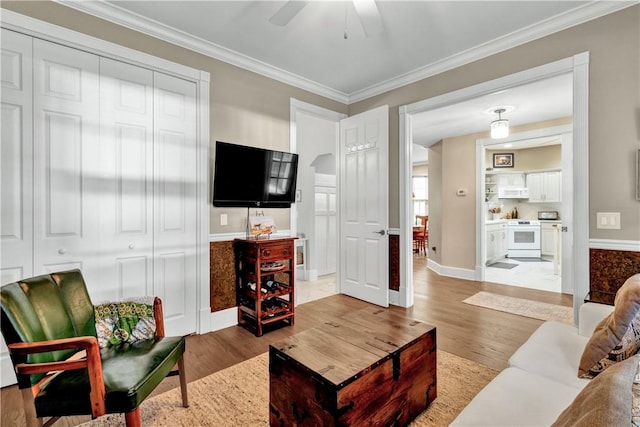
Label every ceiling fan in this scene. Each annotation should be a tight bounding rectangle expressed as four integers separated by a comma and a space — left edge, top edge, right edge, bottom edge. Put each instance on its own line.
268, 0, 385, 38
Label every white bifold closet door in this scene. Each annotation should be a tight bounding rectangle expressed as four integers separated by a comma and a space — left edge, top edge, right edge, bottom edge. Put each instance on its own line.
1, 29, 200, 386
99, 58, 154, 303
152, 72, 198, 335
1, 29, 33, 286
32, 38, 102, 287
1, 32, 198, 332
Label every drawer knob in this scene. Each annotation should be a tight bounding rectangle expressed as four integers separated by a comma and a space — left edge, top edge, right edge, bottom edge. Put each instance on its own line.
263, 250, 271, 257
58, 248, 66, 255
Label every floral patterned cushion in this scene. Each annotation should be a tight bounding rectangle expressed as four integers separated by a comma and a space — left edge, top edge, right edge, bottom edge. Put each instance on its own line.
94, 298, 156, 348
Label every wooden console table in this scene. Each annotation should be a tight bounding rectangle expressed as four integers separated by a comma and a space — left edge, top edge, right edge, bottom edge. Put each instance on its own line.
269, 307, 437, 426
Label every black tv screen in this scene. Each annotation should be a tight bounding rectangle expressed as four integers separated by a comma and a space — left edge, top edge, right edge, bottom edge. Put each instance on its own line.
212, 141, 299, 208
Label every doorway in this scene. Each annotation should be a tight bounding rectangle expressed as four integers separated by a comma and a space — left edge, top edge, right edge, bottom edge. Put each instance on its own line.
290, 99, 344, 305
479, 125, 572, 294
399, 53, 590, 320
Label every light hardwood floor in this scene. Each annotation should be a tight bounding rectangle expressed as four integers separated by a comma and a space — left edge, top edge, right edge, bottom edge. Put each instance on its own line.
0, 255, 572, 426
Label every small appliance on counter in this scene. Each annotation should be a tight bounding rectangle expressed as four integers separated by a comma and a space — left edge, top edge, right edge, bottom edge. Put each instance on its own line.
538, 211, 559, 220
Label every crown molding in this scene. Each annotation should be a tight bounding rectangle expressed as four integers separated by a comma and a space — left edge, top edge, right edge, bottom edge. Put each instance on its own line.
54, 0, 350, 104
348, 1, 636, 103
55, 0, 635, 105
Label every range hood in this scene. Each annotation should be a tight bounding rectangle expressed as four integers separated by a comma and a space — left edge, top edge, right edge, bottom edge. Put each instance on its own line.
498, 187, 529, 199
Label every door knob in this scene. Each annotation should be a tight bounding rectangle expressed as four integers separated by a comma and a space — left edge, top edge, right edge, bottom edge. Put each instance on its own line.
372, 229, 386, 236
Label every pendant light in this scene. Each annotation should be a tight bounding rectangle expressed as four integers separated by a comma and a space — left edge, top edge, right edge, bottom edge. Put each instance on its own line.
491, 108, 509, 139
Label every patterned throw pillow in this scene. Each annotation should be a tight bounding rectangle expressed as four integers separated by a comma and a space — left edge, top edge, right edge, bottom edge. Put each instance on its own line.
579, 274, 640, 378
94, 298, 156, 348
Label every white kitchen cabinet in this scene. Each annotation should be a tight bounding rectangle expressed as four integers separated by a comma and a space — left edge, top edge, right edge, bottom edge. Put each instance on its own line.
541, 222, 560, 256
526, 171, 561, 203
486, 221, 508, 264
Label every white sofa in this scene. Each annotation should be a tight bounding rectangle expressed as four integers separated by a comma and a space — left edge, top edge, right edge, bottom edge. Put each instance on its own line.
451, 302, 615, 427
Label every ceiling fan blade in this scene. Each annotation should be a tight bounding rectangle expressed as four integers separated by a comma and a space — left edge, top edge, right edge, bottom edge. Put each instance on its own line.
353, 0, 384, 37
268, 1, 308, 27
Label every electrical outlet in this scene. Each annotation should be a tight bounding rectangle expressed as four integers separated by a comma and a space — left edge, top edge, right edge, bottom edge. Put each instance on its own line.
596, 212, 620, 229
220, 213, 228, 226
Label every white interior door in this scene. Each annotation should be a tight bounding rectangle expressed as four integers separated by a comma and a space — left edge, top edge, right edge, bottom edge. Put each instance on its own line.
153, 72, 198, 336
32, 38, 101, 287
99, 57, 154, 302
1, 29, 33, 286
339, 105, 389, 307
1, 28, 33, 388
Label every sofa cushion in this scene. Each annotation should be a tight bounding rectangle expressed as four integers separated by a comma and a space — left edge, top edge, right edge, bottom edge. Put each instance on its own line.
508, 320, 591, 389
450, 367, 582, 426
552, 354, 640, 426
578, 274, 640, 378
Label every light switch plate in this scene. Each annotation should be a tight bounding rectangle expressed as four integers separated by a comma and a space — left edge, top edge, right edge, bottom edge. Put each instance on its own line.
220, 213, 228, 226
596, 212, 620, 229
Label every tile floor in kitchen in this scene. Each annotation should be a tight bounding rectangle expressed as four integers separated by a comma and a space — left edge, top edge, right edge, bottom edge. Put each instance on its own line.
485, 256, 561, 293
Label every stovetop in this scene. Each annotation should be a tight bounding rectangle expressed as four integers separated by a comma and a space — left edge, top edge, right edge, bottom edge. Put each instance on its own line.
507, 220, 541, 226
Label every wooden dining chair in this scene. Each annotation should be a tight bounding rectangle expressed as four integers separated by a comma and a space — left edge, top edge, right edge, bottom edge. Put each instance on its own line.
414, 215, 429, 255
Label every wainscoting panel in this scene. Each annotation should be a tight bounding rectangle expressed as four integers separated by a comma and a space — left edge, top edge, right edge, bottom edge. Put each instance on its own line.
210, 241, 236, 312
589, 248, 640, 304
389, 233, 400, 291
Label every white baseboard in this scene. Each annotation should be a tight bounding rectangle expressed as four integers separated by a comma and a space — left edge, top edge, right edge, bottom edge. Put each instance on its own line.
210, 307, 238, 332
427, 259, 476, 281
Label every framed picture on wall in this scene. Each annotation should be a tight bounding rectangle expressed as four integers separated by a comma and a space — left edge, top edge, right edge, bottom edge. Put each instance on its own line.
493, 153, 514, 168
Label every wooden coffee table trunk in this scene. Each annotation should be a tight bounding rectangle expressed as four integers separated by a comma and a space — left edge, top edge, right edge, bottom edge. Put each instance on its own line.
269, 307, 437, 426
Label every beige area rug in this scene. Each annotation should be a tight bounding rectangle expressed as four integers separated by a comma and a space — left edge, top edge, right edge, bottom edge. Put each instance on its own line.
463, 291, 573, 324
80, 350, 497, 427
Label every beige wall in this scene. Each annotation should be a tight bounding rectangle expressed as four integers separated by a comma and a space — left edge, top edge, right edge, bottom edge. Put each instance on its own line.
350, 6, 640, 246
1, 1, 348, 234
427, 143, 443, 265
412, 164, 429, 175
502, 145, 562, 171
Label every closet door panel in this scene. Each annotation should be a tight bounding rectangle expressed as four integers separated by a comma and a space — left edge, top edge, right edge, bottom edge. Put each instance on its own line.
0, 28, 33, 388
153, 72, 197, 336
32, 39, 101, 290
1, 29, 33, 286
100, 58, 153, 301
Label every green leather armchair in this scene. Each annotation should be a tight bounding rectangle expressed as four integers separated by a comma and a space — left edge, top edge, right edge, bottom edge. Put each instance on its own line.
0, 269, 188, 427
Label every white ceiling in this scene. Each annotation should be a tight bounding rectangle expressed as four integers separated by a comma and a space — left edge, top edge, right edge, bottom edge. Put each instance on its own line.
63, 1, 633, 103
59, 1, 632, 158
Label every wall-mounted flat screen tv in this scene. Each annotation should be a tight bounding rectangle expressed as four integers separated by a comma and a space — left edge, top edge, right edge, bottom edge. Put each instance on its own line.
212, 141, 299, 208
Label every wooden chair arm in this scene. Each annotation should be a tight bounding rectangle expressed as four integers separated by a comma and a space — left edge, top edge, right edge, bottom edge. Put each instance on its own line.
154, 297, 165, 338
9, 336, 106, 417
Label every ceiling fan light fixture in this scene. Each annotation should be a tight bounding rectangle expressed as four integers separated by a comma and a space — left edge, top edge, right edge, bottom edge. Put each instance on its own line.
491, 108, 509, 139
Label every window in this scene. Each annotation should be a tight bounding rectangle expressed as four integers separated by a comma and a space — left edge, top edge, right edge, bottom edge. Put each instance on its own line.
268, 152, 296, 195
412, 175, 428, 220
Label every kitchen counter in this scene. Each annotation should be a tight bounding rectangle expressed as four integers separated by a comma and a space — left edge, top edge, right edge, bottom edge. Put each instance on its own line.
485, 219, 508, 225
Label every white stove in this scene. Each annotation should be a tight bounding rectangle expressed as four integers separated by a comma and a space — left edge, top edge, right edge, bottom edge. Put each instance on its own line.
507, 220, 541, 258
